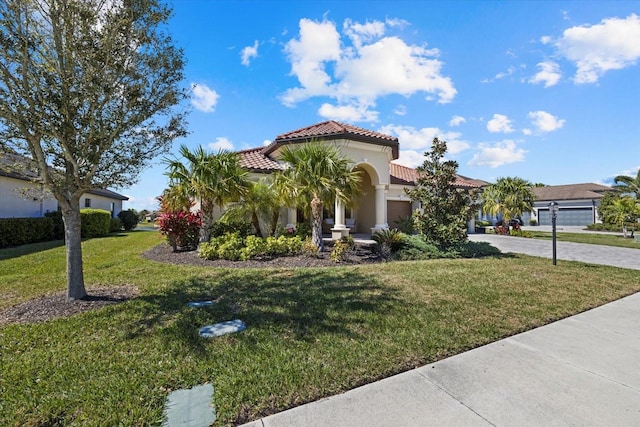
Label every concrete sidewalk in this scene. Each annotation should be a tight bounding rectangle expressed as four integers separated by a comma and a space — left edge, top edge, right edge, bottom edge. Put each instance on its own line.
243, 291, 640, 426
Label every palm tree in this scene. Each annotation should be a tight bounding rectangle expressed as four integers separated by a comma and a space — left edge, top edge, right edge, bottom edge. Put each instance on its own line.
164, 145, 248, 242
482, 177, 535, 227
602, 196, 640, 238
275, 141, 362, 251
612, 169, 640, 199
222, 178, 283, 238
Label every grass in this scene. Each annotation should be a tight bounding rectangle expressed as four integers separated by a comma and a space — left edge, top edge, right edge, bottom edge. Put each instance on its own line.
1, 231, 640, 425
528, 231, 640, 249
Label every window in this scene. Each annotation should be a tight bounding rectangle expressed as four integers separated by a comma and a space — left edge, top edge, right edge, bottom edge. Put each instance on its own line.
84, 198, 91, 208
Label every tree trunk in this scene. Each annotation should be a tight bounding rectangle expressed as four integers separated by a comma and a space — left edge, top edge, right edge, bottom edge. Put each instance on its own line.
311, 196, 324, 252
269, 211, 279, 237
251, 212, 263, 238
60, 201, 87, 300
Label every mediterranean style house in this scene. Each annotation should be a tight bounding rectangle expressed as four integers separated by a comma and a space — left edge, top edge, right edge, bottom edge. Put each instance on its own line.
236, 120, 485, 238
0, 152, 129, 219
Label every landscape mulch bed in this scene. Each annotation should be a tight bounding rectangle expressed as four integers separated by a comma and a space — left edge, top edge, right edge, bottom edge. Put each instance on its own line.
0, 285, 139, 326
141, 242, 384, 269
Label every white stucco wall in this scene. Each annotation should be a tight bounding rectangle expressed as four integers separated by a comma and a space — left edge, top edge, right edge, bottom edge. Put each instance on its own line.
0, 176, 58, 218
0, 176, 125, 218
80, 193, 124, 218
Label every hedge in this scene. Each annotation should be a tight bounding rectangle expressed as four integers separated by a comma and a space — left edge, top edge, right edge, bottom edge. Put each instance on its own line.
80, 208, 111, 238
0, 217, 54, 248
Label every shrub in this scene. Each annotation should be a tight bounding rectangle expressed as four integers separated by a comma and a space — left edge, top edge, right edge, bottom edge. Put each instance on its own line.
157, 211, 202, 251
330, 236, 355, 263
0, 217, 55, 248
475, 220, 492, 227
117, 210, 139, 231
80, 209, 111, 238
528, 219, 538, 226
210, 218, 253, 238
394, 234, 444, 261
301, 236, 319, 256
44, 211, 64, 239
393, 216, 415, 234
110, 218, 122, 233
372, 228, 406, 259
198, 233, 304, 261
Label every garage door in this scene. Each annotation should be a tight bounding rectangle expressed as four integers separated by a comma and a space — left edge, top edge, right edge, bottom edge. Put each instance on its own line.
538, 208, 594, 226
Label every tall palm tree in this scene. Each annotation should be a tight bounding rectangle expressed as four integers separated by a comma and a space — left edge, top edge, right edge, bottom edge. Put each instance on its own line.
482, 177, 535, 226
275, 141, 362, 251
164, 145, 248, 242
613, 169, 640, 199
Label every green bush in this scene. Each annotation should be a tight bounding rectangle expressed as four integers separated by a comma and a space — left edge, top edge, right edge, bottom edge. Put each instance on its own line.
110, 218, 122, 233
372, 228, 406, 259
198, 233, 304, 261
210, 218, 253, 238
330, 236, 355, 263
394, 234, 444, 260
80, 208, 111, 238
528, 219, 538, 226
509, 229, 533, 238
44, 211, 64, 239
475, 220, 492, 227
117, 210, 138, 231
0, 217, 55, 248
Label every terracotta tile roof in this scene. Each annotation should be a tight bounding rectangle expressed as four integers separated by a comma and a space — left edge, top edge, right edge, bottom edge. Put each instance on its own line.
533, 183, 611, 201
266, 120, 399, 160
238, 147, 285, 172
274, 120, 398, 142
389, 162, 484, 189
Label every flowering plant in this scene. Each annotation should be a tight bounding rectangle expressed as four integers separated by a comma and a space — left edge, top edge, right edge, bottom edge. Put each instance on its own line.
157, 210, 202, 251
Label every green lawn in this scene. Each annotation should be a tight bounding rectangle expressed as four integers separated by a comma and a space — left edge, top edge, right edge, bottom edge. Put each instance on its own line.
528, 231, 640, 249
1, 231, 639, 425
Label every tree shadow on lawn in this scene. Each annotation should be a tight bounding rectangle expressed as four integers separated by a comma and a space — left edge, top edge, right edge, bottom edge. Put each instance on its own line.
124, 268, 401, 355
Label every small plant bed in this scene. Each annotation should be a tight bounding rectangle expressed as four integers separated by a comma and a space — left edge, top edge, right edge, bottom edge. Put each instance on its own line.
143, 240, 383, 268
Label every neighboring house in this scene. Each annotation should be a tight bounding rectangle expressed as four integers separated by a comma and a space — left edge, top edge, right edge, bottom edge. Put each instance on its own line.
521, 183, 611, 226
0, 152, 128, 219
236, 120, 484, 237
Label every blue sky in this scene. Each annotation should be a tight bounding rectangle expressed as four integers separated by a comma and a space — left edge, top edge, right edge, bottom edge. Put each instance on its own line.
122, 0, 640, 211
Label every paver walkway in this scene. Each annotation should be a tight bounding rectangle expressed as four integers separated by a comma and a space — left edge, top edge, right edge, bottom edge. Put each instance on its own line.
468, 233, 640, 270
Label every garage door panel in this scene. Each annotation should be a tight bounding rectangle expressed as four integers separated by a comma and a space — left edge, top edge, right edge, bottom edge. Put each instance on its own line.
538, 208, 594, 226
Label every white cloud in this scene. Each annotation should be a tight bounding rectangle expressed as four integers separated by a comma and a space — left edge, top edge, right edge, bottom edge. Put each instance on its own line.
263, 139, 272, 146
468, 140, 526, 168
379, 124, 470, 154
241, 40, 259, 66
393, 150, 428, 168
540, 35, 553, 44
394, 104, 407, 116
487, 114, 514, 133
528, 111, 565, 132
280, 17, 456, 121
208, 137, 234, 151
190, 83, 220, 113
318, 103, 379, 122
449, 115, 466, 127
555, 14, 640, 84
529, 61, 562, 87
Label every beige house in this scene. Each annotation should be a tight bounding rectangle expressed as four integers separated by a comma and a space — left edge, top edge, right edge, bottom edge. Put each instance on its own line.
237, 120, 483, 238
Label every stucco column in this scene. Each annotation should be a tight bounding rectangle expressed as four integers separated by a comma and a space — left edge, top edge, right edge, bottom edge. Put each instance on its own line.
286, 207, 297, 230
371, 184, 388, 235
331, 198, 349, 239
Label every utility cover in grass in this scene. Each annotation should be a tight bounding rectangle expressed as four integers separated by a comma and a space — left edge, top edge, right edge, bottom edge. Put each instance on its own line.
187, 300, 215, 308
199, 320, 246, 338
163, 383, 215, 427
